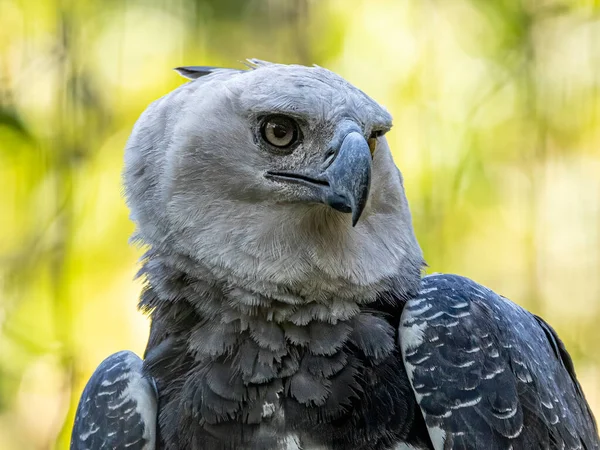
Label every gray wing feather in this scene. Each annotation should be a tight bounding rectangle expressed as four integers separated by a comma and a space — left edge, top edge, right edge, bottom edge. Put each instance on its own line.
71, 350, 157, 450
400, 274, 599, 450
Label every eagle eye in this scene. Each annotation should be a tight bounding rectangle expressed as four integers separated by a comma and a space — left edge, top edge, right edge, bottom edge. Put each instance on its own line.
260, 115, 300, 149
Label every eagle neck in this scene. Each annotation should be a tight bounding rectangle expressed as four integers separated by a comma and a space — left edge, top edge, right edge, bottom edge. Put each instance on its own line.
139, 247, 423, 449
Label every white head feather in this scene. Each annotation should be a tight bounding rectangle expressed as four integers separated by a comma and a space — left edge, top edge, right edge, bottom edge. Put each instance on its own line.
124, 61, 424, 302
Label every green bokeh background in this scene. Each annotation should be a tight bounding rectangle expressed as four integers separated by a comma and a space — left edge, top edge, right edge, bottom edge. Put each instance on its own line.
1, 0, 599, 448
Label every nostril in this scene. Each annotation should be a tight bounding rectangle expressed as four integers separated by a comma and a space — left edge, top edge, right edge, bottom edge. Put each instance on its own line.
323, 147, 337, 167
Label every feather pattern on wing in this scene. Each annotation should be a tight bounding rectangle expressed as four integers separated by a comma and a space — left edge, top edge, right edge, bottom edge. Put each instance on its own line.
400, 274, 599, 450
71, 351, 157, 450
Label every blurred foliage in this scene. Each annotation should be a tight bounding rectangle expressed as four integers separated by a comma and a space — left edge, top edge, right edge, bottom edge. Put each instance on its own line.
1, 0, 599, 448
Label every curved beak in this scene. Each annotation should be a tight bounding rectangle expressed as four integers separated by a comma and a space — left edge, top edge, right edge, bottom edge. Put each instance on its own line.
265, 131, 372, 226
321, 131, 372, 226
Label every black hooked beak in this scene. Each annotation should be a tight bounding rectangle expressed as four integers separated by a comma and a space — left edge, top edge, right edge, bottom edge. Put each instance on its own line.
265, 130, 372, 226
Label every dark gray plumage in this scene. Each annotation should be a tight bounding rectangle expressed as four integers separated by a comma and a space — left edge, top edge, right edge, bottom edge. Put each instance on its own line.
400, 274, 598, 449
71, 351, 157, 450
71, 60, 599, 450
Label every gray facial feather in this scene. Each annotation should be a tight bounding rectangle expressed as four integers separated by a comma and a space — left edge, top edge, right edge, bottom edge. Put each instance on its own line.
124, 61, 424, 302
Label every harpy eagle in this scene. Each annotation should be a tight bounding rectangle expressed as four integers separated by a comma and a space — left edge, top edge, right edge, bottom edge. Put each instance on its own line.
71, 61, 599, 450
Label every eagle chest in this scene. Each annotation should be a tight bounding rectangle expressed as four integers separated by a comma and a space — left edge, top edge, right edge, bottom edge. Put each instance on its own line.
150, 297, 417, 450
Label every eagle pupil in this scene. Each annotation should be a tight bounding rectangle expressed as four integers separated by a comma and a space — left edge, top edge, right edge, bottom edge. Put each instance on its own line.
273, 124, 288, 139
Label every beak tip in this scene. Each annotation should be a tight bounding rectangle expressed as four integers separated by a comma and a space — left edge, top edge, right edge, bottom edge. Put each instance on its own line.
351, 201, 366, 227
351, 210, 360, 227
